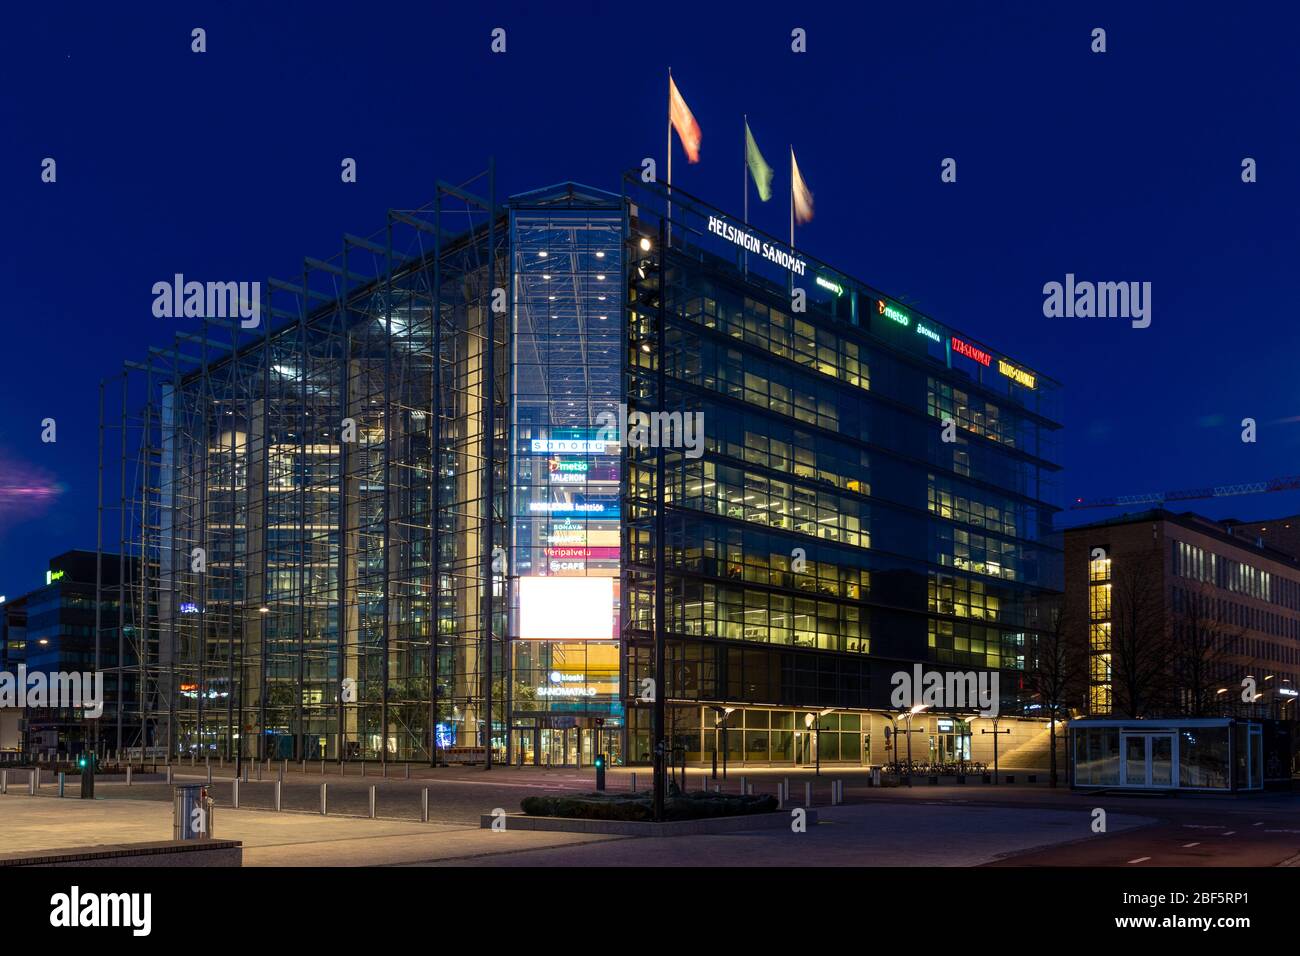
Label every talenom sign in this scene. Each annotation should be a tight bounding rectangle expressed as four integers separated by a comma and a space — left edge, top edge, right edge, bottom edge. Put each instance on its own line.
707, 217, 807, 276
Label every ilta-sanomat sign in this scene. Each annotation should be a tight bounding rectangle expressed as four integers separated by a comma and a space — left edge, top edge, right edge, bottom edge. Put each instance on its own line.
707, 217, 807, 276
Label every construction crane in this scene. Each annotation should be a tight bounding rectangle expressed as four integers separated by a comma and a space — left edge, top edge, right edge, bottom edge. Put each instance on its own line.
1071, 475, 1300, 510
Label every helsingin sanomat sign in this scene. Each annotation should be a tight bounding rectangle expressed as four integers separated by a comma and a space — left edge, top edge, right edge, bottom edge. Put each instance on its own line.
707, 216, 807, 276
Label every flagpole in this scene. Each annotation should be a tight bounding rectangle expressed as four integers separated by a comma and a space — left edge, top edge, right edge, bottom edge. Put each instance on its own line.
742, 115, 749, 275
666, 67, 672, 250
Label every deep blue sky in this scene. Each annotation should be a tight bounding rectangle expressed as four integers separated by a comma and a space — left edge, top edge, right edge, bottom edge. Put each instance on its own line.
2, 1, 1298, 594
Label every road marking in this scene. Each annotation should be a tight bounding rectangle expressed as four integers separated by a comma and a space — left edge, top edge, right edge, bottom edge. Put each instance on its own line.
1182, 842, 1200, 848
1183, 824, 1226, 829
1127, 856, 1151, 864
1223, 831, 1236, 836
1253, 822, 1263, 826
1264, 828, 1300, 834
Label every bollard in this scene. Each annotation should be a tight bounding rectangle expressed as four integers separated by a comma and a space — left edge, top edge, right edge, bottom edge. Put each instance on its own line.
256, 762, 262, 782
233, 778, 240, 809
422, 787, 430, 823
741, 775, 747, 796
383, 762, 389, 779
283, 759, 288, 776
630, 772, 637, 792
320, 759, 325, 775
362, 760, 367, 777
805, 781, 812, 806
220, 755, 224, 769
166, 765, 174, 784
1, 769, 6, 794
320, 782, 328, 815
776, 781, 784, 809
274, 780, 282, 812
30, 770, 37, 795
714, 784, 720, 793
126, 765, 132, 787
405, 764, 410, 780
58, 772, 65, 797
341, 761, 345, 776
301, 759, 306, 774
278, 766, 284, 784
206, 764, 213, 785
369, 785, 376, 819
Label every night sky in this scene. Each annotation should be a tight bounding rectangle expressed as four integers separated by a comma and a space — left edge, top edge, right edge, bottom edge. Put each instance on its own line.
3, 1, 1298, 594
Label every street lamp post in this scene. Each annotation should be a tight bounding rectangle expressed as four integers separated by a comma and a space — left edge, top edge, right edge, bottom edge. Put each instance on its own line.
981, 717, 1011, 781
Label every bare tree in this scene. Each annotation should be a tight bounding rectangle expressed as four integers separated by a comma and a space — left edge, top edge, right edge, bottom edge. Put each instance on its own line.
1024, 595, 1087, 786
1170, 581, 1244, 717
1109, 547, 1172, 718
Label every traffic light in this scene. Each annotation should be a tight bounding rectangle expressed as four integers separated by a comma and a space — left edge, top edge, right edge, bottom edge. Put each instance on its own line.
594, 753, 607, 791
79, 752, 95, 799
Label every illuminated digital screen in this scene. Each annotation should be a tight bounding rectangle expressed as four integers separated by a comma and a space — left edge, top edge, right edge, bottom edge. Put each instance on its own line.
518, 576, 615, 641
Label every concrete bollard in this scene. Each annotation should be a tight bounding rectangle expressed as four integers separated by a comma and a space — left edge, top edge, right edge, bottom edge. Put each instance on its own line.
805, 781, 812, 806
275, 780, 282, 812
126, 766, 132, 787
58, 772, 65, 797
383, 762, 389, 778
369, 785, 376, 819
220, 755, 224, 769
232, 778, 240, 809
741, 776, 747, 796
405, 763, 410, 780
283, 759, 288, 776
361, 761, 366, 777
320, 783, 328, 815
340, 761, 345, 776
256, 762, 262, 782
166, 765, 174, 784
207, 765, 213, 785
776, 781, 785, 809
29, 769, 37, 795
422, 788, 430, 823
630, 772, 637, 792
2, 769, 6, 794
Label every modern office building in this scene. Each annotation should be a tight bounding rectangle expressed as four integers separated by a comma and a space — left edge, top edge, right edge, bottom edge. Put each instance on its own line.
0, 551, 136, 755
106, 168, 1064, 769
1065, 509, 1300, 725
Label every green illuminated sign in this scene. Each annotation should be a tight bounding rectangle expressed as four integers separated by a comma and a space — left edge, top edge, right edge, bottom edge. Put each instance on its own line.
815, 275, 844, 297
876, 299, 910, 327
46, 569, 65, 585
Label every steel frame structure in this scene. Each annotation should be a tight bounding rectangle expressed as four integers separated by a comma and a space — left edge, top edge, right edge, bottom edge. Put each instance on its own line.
98, 167, 509, 764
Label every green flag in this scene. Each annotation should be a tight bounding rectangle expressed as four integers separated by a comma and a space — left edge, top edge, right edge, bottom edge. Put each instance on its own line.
746, 120, 774, 202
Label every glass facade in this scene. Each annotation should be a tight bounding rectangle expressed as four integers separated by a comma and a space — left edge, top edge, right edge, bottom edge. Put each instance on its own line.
622, 177, 1062, 763
112, 175, 1062, 767
508, 191, 626, 758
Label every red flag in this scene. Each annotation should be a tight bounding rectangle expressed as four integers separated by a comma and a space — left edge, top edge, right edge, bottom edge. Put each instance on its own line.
669, 75, 702, 163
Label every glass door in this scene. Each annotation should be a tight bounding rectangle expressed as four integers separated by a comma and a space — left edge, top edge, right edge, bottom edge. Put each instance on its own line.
1121, 733, 1176, 787
1122, 734, 1147, 786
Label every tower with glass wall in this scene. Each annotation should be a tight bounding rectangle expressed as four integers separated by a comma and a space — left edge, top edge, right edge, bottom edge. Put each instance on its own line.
107, 170, 1062, 770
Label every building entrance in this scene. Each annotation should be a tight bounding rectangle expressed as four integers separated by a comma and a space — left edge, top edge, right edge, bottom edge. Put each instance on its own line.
1120, 732, 1175, 788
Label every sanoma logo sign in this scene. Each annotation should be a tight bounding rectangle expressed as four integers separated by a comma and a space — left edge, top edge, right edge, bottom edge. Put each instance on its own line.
890, 664, 999, 717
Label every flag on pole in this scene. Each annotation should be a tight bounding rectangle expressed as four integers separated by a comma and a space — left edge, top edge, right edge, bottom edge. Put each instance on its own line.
745, 120, 773, 202
669, 75, 702, 164
791, 148, 814, 224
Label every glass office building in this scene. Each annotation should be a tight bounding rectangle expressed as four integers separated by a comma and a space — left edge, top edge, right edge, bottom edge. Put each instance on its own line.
107, 170, 1062, 767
